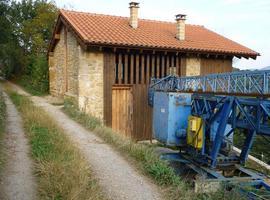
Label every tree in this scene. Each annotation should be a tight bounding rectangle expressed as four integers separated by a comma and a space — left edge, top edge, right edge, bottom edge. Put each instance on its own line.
0, 0, 58, 93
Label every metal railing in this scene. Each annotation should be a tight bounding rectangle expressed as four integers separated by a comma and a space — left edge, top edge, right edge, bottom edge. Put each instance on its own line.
150, 70, 270, 96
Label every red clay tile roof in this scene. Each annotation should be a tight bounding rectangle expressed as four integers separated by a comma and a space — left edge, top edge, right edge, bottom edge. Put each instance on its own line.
52, 9, 259, 58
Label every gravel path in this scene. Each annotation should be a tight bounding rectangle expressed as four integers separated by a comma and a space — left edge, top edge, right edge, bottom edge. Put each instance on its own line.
0, 90, 37, 200
6, 82, 163, 200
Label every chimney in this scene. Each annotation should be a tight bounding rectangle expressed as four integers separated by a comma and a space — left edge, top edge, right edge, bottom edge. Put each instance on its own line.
129, 2, 139, 28
176, 14, 186, 40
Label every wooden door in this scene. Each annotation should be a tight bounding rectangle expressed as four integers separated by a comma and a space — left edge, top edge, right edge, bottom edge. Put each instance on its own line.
112, 86, 133, 137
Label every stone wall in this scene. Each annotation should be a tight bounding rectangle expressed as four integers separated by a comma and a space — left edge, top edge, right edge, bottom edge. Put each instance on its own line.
48, 28, 66, 97
49, 26, 104, 120
66, 30, 79, 97
185, 57, 201, 76
78, 49, 104, 120
48, 26, 80, 99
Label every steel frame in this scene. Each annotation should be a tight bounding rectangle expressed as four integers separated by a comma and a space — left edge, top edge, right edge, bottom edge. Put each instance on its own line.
149, 71, 270, 197
191, 94, 270, 167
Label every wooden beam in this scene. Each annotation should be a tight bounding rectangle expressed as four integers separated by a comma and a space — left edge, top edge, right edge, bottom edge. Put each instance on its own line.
136, 54, 140, 84
130, 54, 134, 84
161, 55, 165, 78
176, 55, 180, 76
166, 55, 170, 76
235, 55, 241, 59
141, 55, 145, 84
146, 54, 150, 84
151, 55, 155, 78
124, 54, 129, 84
118, 53, 123, 84
156, 55, 160, 78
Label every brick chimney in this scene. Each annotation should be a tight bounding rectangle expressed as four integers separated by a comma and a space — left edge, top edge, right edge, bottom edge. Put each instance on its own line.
129, 2, 139, 28
176, 14, 186, 40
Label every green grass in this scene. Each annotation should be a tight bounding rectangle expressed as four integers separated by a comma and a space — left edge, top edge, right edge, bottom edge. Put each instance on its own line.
0, 91, 6, 171
8, 92, 105, 200
63, 98, 243, 200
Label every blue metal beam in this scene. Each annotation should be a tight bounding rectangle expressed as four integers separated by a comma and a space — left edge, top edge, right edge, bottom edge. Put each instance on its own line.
149, 70, 270, 97
210, 97, 234, 168
240, 130, 256, 164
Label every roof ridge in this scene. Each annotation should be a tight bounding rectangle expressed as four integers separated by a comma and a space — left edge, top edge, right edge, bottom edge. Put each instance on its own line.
59, 9, 203, 27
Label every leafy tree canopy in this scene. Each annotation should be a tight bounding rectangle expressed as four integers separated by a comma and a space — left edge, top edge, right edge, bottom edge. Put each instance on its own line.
0, 0, 58, 94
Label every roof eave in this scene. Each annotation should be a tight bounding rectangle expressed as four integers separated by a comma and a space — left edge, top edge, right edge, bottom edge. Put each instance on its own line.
85, 41, 259, 59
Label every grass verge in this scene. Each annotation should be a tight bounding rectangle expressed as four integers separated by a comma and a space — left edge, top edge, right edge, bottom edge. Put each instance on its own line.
7, 92, 105, 200
63, 98, 243, 200
0, 91, 6, 171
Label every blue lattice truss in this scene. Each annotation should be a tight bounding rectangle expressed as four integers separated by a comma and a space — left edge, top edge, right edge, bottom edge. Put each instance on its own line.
149, 70, 270, 97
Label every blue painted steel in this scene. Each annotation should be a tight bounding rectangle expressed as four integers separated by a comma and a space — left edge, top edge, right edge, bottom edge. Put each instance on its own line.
149, 70, 270, 97
240, 130, 256, 164
152, 92, 191, 146
210, 122, 232, 142
149, 70, 270, 196
210, 97, 234, 167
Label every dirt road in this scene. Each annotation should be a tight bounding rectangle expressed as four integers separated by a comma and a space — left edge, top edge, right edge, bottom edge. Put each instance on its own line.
5, 82, 163, 200
0, 90, 37, 200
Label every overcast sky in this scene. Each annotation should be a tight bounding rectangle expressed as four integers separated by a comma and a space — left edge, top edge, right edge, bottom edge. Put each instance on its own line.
54, 0, 270, 70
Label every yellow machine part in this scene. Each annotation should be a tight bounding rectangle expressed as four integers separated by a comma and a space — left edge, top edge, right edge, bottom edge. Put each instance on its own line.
187, 116, 204, 149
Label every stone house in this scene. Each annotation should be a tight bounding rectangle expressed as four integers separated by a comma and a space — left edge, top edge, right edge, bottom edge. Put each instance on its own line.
48, 2, 258, 140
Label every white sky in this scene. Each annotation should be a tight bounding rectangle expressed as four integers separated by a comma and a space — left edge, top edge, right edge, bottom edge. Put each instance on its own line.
54, 0, 270, 70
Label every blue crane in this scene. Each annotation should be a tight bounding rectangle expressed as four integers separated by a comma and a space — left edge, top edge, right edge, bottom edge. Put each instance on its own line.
148, 70, 270, 199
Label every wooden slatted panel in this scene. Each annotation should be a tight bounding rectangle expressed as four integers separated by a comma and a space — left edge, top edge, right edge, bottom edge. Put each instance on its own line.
104, 52, 115, 127
181, 58, 186, 76
130, 54, 134, 84
200, 58, 232, 75
141, 55, 145, 84
112, 86, 133, 137
124, 54, 128, 84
